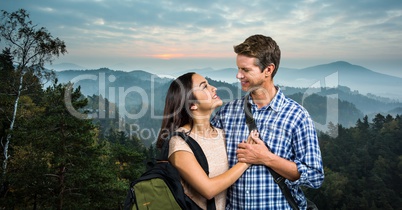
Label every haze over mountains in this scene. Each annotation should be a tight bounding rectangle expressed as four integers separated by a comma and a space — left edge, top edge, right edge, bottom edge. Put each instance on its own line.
181, 61, 402, 101
52, 61, 402, 100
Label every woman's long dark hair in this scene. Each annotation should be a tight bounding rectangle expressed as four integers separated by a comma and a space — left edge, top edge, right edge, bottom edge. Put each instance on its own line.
156, 72, 196, 149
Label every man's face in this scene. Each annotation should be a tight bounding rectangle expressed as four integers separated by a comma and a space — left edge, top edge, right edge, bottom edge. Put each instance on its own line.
236, 54, 266, 92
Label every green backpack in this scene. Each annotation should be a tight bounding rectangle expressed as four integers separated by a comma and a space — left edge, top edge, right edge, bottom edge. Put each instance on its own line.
124, 132, 216, 210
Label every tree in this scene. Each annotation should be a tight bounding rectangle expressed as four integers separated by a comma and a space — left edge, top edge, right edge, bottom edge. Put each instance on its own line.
106, 129, 146, 181
316, 115, 402, 209
0, 9, 66, 178
0, 49, 15, 143
372, 113, 385, 131
3, 82, 125, 209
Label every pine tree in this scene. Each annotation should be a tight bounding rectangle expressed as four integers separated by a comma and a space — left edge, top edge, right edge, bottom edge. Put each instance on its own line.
0, 9, 67, 179
2, 82, 124, 209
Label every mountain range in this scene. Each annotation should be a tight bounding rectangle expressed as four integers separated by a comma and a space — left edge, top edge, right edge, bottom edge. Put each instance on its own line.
182, 61, 402, 101
55, 61, 402, 115
52, 61, 402, 102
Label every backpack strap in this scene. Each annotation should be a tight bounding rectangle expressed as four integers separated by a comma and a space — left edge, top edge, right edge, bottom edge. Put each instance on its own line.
175, 132, 210, 175
244, 96, 300, 210
161, 131, 216, 210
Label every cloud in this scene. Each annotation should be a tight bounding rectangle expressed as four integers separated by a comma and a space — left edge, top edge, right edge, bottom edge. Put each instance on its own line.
1, 0, 401, 75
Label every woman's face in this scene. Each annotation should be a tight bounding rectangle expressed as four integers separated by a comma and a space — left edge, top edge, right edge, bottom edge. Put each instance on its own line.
191, 73, 222, 111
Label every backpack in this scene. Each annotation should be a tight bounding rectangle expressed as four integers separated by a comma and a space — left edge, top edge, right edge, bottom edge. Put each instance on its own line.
124, 132, 216, 210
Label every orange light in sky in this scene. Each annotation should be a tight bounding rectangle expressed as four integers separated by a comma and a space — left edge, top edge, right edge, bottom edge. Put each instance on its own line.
152, 54, 185, 60
150, 52, 232, 60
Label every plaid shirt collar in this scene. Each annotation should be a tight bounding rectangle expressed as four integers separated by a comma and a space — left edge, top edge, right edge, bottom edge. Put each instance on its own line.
246, 86, 284, 113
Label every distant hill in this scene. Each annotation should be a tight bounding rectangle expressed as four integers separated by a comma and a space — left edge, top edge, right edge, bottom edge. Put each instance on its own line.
187, 61, 402, 101
55, 68, 172, 99
275, 61, 402, 100
281, 85, 402, 115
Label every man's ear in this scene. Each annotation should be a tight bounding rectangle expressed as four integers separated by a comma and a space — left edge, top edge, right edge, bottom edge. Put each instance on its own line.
264, 63, 275, 77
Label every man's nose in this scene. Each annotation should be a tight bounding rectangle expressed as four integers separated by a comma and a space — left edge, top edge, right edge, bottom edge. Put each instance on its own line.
236, 70, 243, 79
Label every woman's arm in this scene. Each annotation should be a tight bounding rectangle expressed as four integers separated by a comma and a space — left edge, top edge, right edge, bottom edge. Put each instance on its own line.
169, 151, 248, 200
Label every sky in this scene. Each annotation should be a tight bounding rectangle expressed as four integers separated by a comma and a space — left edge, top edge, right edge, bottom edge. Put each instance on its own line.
1, 0, 402, 77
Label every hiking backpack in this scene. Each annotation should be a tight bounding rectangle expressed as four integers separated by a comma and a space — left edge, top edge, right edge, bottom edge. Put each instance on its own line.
124, 132, 216, 210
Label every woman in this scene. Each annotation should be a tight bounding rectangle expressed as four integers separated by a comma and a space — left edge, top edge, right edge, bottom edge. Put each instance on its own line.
156, 72, 255, 209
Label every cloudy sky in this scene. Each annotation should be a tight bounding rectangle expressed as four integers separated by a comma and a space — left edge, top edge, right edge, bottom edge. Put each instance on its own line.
2, 0, 402, 77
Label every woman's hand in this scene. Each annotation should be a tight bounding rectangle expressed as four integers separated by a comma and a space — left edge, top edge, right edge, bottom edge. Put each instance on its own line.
237, 130, 271, 165
246, 130, 259, 144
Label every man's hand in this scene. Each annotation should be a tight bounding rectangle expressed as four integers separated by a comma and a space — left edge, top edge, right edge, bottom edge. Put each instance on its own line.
237, 130, 272, 165
237, 130, 301, 181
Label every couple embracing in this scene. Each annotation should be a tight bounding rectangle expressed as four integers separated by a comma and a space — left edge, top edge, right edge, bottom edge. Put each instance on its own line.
155, 34, 324, 210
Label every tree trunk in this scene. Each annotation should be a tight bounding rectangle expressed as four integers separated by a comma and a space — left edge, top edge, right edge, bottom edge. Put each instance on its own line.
2, 73, 23, 179
57, 166, 66, 210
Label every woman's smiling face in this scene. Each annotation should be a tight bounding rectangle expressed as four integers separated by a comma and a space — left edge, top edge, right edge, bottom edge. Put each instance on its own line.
191, 73, 222, 111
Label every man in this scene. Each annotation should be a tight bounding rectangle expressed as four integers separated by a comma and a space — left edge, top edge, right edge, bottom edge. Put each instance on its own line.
211, 34, 324, 209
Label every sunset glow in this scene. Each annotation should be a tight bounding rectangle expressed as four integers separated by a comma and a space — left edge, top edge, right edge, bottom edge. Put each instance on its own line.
152, 54, 185, 60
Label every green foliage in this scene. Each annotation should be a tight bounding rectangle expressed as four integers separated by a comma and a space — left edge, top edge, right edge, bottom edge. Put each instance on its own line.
85, 94, 122, 140
312, 114, 402, 210
0, 9, 67, 70
0, 78, 149, 209
106, 129, 146, 181
0, 8, 67, 189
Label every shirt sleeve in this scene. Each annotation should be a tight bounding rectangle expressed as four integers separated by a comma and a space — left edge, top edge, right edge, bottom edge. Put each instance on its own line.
168, 135, 193, 158
287, 113, 325, 189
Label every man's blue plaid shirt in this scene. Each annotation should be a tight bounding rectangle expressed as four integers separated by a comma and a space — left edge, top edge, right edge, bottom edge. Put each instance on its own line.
211, 87, 324, 210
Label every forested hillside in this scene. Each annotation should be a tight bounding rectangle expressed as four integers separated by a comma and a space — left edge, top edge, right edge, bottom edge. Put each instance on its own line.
308, 114, 402, 210
0, 63, 151, 208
